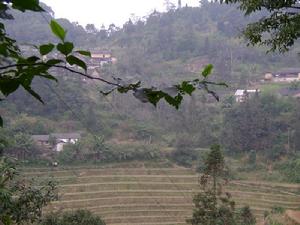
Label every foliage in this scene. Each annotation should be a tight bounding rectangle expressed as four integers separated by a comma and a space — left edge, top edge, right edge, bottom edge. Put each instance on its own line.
188, 145, 255, 225
220, 0, 300, 52
222, 95, 293, 157
0, 157, 57, 225
236, 206, 256, 225
40, 210, 106, 225
187, 145, 235, 225
271, 206, 285, 214
57, 136, 160, 164
277, 157, 300, 183
170, 147, 198, 167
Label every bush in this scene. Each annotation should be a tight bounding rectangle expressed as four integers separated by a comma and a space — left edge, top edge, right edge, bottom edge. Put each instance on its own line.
236, 206, 256, 225
277, 158, 300, 183
57, 139, 161, 165
170, 147, 198, 167
41, 210, 106, 225
271, 206, 285, 214
264, 144, 286, 161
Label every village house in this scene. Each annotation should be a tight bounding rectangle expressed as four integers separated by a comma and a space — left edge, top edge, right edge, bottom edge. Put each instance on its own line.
32, 133, 81, 152
88, 50, 117, 68
264, 69, 300, 83
234, 89, 260, 103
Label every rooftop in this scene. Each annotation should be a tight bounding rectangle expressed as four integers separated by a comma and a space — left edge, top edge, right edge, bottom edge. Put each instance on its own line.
32, 135, 49, 142
32, 133, 81, 141
235, 89, 260, 96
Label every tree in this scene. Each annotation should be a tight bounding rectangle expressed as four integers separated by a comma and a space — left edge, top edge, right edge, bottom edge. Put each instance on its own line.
85, 24, 98, 34
0, 157, 57, 225
222, 96, 275, 154
99, 24, 108, 40
164, 0, 176, 11
178, 0, 182, 8
90, 136, 109, 161
187, 145, 236, 225
188, 145, 256, 225
220, 0, 300, 52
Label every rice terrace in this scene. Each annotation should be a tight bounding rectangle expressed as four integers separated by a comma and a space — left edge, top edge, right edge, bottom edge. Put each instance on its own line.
21, 165, 300, 225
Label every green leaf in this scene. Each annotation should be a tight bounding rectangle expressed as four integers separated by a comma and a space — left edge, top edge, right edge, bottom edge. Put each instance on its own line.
46, 59, 63, 65
39, 43, 55, 55
38, 73, 58, 82
66, 55, 87, 71
57, 42, 74, 56
180, 81, 195, 95
26, 56, 40, 63
202, 64, 214, 78
22, 86, 44, 104
12, 0, 44, 12
0, 80, 20, 96
50, 20, 66, 41
76, 50, 91, 57
165, 94, 183, 109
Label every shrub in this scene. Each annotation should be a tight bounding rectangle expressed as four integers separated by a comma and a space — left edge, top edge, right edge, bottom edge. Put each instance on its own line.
236, 206, 256, 225
271, 206, 285, 214
170, 147, 197, 167
41, 210, 106, 225
277, 158, 300, 183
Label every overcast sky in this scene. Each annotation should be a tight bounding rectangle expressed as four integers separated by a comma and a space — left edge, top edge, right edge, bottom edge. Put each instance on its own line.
42, 0, 199, 28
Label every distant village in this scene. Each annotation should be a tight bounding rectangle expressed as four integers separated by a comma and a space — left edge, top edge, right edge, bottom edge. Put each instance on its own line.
234, 68, 300, 103
26, 55, 300, 151
21, 45, 117, 82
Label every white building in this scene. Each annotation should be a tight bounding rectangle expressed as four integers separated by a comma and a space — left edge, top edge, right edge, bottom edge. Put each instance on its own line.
234, 89, 260, 103
264, 69, 300, 83
32, 133, 81, 152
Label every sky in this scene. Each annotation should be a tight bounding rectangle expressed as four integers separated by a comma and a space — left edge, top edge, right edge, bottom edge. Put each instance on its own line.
42, 0, 199, 29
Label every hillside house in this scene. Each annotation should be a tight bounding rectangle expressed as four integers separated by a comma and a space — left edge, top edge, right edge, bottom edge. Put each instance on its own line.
88, 51, 117, 68
264, 69, 300, 83
32, 133, 81, 152
234, 89, 260, 103
32, 135, 49, 145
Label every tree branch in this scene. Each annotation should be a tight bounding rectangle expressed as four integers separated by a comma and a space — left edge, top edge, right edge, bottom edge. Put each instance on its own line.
0, 63, 122, 87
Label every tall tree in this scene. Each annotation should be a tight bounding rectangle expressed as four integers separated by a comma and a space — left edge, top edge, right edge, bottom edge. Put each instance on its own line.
188, 145, 255, 225
187, 145, 236, 225
178, 0, 182, 8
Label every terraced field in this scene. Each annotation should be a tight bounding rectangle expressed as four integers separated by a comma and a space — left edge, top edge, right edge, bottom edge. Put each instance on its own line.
22, 166, 300, 225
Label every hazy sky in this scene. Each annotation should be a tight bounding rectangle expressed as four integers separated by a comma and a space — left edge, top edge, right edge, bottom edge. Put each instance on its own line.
42, 0, 199, 28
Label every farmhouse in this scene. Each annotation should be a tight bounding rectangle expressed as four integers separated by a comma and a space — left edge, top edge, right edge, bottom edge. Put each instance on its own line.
32, 133, 81, 152
234, 89, 260, 103
264, 69, 300, 83
88, 50, 117, 68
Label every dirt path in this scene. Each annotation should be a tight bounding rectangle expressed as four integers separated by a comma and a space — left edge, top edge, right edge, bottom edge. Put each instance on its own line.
286, 210, 300, 224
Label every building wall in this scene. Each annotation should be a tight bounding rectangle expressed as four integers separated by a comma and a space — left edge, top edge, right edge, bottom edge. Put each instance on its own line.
274, 77, 300, 83
56, 143, 65, 152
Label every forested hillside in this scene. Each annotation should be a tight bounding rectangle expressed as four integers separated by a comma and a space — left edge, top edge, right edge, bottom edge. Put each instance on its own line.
1, 1, 300, 184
